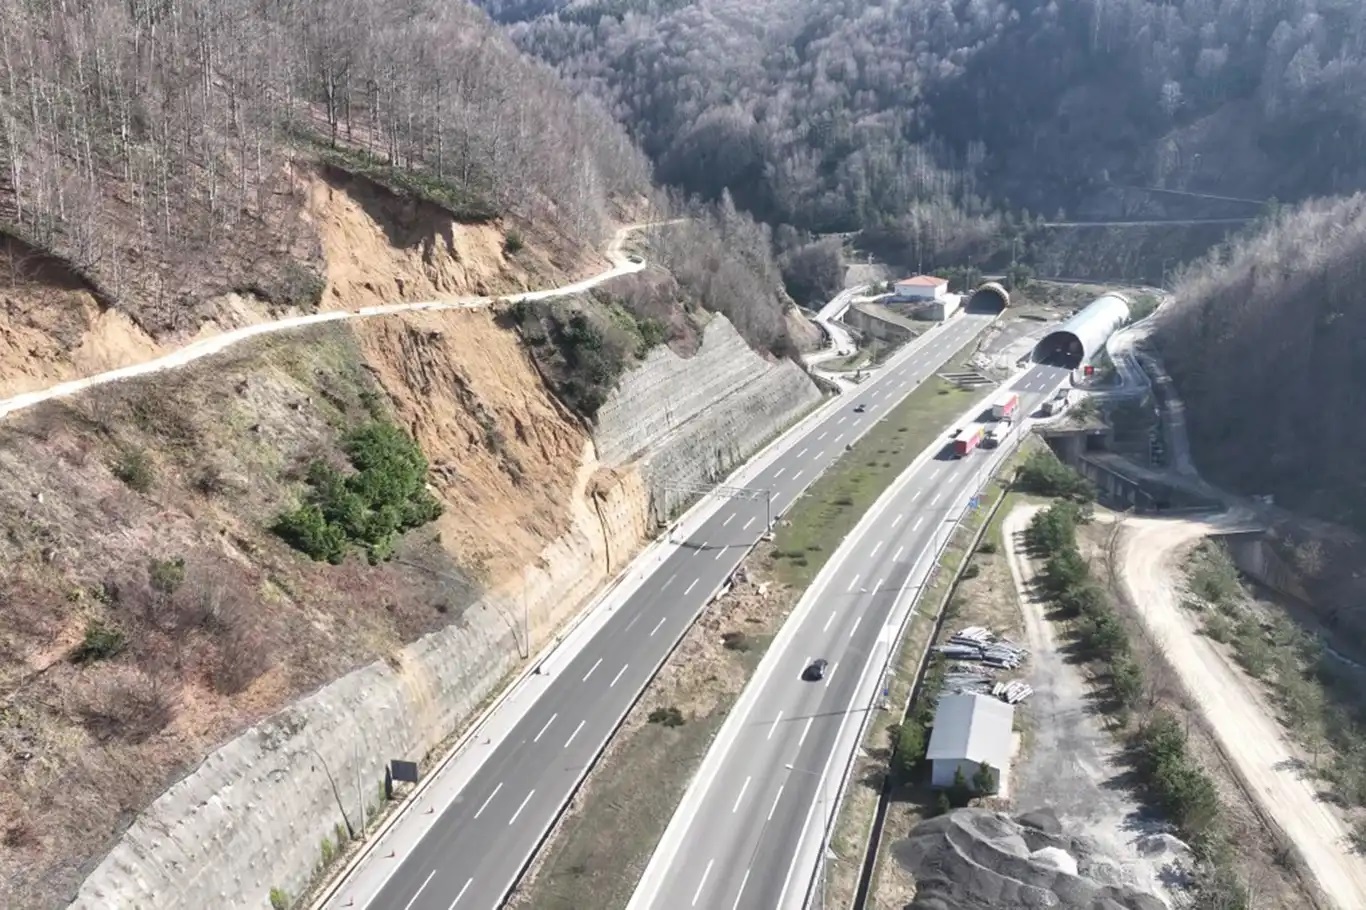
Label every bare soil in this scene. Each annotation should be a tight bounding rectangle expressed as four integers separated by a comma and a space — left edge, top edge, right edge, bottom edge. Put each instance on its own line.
1004, 505, 1185, 905
0, 180, 618, 908
1113, 514, 1366, 908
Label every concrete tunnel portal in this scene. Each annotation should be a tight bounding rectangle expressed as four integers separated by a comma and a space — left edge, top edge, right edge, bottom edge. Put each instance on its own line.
1032, 292, 1131, 370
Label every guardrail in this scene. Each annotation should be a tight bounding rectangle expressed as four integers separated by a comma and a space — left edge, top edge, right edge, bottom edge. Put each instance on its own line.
794, 414, 1034, 910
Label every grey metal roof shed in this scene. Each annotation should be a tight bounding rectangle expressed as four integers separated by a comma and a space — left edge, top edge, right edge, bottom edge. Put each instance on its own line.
925, 692, 1014, 769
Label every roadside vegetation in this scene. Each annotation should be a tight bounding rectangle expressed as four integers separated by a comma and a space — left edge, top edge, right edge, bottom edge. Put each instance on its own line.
1183, 542, 1366, 818
511, 332, 994, 909
1020, 470, 1250, 909
274, 421, 444, 564
827, 438, 1043, 909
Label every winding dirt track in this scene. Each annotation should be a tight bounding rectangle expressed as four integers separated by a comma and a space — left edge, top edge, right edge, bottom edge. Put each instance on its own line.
0, 222, 661, 422
1115, 513, 1366, 910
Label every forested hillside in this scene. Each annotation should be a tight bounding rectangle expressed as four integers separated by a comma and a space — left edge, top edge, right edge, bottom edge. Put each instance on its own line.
0, 0, 649, 338
482, 0, 1366, 263
1156, 195, 1366, 531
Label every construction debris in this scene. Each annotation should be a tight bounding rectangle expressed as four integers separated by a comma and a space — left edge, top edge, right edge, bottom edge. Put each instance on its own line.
935, 626, 1029, 670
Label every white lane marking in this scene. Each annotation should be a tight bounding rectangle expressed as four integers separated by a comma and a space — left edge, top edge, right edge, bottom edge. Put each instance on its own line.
722, 513, 735, 527
823, 612, 836, 632
447, 878, 473, 908
893, 545, 905, 561
743, 516, 756, 531
815, 450, 824, 459
692, 859, 715, 906
834, 433, 844, 443
650, 616, 667, 636
473, 782, 503, 820
929, 491, 941, 506
849, 616, 862, 638
661, 573, 677, 591
583, 658, 603, 682
714, 546, 725, 561
837, 416, 847, 425
818, 431, 828, 441
508, 790, 535, 825
847, 574, 860, 592
610, 664, 628, 688
624, 613, 640, 632
732, 869, 752, 910
565, 719, 586, 749
774, 467, 786, 478
826, 663, 838, 683
891, 514, 902, 527
871, 576, 883, 592
912, 516, 924, 531
533, 713, 557, 743
910, 489, 921, 501
768, 710, 784, 740
684, 578, 699, 595
797, 448, 808, 457
732, 776, 751, 813
768, 784, 784, 820
799, 717, 814, 746
870, 540, 883, 557
400, 870, 436, 910
793, 470, 804, 481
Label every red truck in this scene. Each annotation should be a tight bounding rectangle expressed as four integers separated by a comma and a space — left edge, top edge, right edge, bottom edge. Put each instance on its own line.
953, 423, 986, 457
991, 392, 1020, 422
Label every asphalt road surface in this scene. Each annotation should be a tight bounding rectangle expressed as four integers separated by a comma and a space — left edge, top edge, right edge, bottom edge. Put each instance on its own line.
632, 363, 1068, 910
360, 315, 1001, 910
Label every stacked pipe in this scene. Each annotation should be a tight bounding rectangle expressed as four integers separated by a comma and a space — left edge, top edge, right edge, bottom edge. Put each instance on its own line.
991, 680, 1035, 704
933, 627, 1030, 669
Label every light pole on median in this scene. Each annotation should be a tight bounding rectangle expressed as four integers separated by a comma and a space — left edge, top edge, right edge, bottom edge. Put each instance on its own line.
785, 763, 830, 910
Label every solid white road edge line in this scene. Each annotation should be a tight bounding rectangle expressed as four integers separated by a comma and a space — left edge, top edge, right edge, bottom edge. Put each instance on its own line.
627, 356, 1039, 910
317, 316, 995, 910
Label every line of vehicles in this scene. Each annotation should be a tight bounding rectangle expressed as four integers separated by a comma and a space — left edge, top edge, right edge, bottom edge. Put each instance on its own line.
949, 386, 1073, 458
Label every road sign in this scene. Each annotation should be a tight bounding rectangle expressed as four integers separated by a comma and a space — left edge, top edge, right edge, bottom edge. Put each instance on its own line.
968, 495, 980, 510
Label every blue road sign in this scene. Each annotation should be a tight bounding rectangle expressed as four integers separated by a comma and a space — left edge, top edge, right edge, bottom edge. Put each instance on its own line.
968, 495, 980, 510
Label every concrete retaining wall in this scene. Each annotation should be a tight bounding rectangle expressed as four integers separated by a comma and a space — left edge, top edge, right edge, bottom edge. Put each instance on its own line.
71, 315, 819, 910
594, 315, 822, 521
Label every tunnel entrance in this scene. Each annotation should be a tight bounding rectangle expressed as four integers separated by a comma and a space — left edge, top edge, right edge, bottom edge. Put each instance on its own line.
1033, 331, 1084, 369
966, 281, 1009, 316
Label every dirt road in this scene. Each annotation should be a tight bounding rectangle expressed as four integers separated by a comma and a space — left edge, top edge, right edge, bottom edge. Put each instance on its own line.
1116, 513, 1366, 909
1003, 505, 1184, 905
0, 221, 665, 423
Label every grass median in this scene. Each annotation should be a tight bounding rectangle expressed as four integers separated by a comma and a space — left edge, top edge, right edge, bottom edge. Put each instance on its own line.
825, 439, 1044, 910
508, 333, 997, 910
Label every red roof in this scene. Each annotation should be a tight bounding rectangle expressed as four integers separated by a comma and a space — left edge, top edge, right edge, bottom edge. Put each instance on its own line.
896, 275, 948, 286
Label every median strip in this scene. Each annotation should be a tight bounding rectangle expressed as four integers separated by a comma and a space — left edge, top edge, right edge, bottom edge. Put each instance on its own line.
506, 333, 997, 910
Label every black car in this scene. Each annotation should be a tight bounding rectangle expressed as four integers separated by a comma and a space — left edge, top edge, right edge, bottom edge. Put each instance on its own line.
803, 658, 829, 681
854, 404, 866, 413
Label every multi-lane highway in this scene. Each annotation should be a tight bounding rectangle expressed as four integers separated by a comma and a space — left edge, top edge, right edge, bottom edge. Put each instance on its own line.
628, 363, 1068, 910
341, 313, 998, 910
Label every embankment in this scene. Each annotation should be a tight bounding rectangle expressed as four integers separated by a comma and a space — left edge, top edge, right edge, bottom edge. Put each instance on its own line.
64, 314, 818, 909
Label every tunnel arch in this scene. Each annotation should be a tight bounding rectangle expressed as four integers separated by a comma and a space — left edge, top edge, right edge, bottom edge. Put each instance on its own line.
967, 281, 1009, 315
1032, 292, 1130, 369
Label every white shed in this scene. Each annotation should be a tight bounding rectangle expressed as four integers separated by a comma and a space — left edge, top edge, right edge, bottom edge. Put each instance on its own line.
925, 692, 1014, 795
893, 275, 948, 301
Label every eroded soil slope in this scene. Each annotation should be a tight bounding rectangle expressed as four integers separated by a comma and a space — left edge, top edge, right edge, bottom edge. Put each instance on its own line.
0, 175, 625, 909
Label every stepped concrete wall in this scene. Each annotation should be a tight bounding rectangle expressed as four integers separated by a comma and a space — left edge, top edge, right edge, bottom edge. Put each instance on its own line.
71, 314, 819, 910
594, 315, 822, 520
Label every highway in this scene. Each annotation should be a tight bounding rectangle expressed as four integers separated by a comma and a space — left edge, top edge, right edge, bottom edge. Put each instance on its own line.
350, 313, 1000, 910
627, 363, 1068, 910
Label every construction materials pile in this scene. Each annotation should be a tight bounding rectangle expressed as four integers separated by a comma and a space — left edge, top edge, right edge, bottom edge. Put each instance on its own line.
893, 808, 1172, 910
991, 680, 1034, 705
935, 626, 1029, 669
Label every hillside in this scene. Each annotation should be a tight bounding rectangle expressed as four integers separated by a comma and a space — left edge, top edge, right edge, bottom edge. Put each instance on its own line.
1153, 194, 1366, 532
0, 2, 825, 907
478, 0, 1366, 273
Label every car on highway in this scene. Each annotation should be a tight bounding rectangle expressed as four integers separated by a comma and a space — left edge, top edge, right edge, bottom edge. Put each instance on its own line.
854, 403, 866, 413
802, 658, 829, 681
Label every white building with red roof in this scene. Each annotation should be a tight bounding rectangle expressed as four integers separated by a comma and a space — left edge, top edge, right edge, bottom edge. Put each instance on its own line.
893, 274, 949, 302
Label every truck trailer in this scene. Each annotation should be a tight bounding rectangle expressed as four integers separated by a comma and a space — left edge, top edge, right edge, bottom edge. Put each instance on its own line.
991, 392, 1020, 422
953, 423, 986, 457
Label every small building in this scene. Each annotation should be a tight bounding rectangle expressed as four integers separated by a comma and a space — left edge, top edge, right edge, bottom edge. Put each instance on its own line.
893, 275, 949, 302
909, 292, 962, 322
925, 692, 1015, 795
